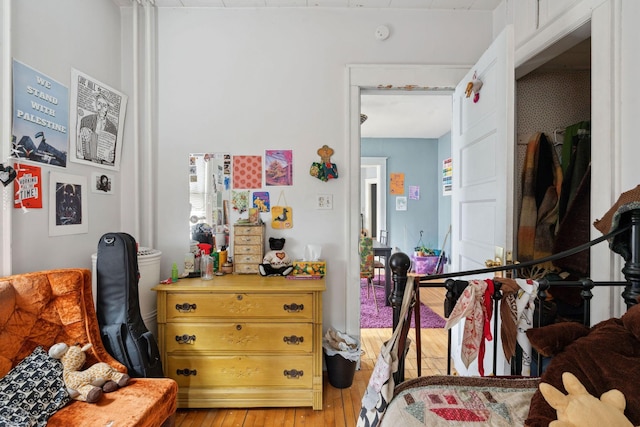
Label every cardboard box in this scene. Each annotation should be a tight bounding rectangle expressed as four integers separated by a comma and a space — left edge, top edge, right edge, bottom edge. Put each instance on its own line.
292, 260, 326, 277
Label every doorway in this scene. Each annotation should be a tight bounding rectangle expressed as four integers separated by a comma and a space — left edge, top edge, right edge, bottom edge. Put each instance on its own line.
347, 65, 469, 337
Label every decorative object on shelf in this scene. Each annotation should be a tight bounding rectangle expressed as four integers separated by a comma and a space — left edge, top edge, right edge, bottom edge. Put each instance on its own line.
271, 191, 293, 229
360, 113, 368, 124
259, 237, 293, 276
310, 145, 338, 182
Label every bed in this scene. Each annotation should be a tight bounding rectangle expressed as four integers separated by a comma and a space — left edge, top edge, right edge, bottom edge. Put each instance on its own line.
367, 200, 640, 427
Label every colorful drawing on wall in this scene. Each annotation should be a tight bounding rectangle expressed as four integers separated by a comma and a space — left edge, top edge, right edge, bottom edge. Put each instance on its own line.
49, 172, 88, 236
233, 155, 262, 189
14, 163, 42, 209
390, 173, 405, 195
232, 190, 250, 214
253, 191, 270, 212
442, 157, 452, 196
12, 60, 69, 168
409, 185, 420, 200
265, 150, 293, 186
69, 69, 128, 171
396, 196, 407, 211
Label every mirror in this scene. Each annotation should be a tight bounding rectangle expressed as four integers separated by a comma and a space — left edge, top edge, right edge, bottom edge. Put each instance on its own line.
189, 153, 231, 250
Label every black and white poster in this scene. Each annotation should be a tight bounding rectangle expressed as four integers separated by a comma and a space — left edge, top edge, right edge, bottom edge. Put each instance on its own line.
69, 69, 127, 170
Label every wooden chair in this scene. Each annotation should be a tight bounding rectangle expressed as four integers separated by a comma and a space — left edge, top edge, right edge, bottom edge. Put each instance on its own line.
374, 230, 388, 283
359, 235, 379, 312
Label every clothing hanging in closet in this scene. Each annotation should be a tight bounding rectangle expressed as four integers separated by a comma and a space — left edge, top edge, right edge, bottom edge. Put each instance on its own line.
553, 121, 591, 278
517, 132, 563, 269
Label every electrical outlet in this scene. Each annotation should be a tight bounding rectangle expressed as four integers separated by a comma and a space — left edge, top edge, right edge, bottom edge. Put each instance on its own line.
316, 194, 333, 210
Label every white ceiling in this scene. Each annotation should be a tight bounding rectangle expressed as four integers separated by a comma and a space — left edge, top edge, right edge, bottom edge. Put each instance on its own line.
361, 93, 452, 139
112, 0, 501, 138
116, 0, 501, 9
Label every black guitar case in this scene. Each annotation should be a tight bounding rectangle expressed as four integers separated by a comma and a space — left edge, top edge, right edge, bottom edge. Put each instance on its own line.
96, 232, 164, 378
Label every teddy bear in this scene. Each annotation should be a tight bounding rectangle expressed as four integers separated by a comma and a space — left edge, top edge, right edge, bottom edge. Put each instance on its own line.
540, 372, 633, 427
259, 237, 293, 276
49, 342, 130, 403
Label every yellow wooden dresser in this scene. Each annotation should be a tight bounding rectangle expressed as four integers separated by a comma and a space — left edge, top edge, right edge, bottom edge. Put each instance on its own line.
233, 223, 265, 274
153, 275, 325, 409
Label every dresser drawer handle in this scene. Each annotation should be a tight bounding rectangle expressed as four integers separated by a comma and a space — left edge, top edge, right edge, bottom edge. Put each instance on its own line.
176, 368, 197, 376
236, 324, 242, 331
175, 303, 197, 312
283, 335, 304, 345
283, 303, 304, 312
236, 294, 243, 301
283, 369, 304, 379
175, 334, 196, 344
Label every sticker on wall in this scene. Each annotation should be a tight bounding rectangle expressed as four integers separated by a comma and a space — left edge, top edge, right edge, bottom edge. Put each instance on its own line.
233, 155, 262, 189
390, 173, 404, 195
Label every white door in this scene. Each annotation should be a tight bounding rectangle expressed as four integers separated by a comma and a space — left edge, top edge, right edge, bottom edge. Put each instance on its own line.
450, 26, 515, 376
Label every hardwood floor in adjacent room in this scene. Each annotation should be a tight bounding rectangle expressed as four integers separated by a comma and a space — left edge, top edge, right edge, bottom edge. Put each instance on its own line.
175, 287, 448, 427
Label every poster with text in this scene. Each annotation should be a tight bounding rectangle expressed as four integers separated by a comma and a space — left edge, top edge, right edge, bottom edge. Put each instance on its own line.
12, 60, 69, 168
442, 157, 452, 195
390, 172, 405, 195
69, 69, 128, 170
14, 163, 42, 209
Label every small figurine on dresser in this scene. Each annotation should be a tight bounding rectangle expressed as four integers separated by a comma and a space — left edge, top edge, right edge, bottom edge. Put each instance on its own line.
259, 237, 293, 276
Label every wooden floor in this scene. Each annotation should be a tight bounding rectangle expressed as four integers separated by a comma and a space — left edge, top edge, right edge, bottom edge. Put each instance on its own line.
174, 287, 448, 427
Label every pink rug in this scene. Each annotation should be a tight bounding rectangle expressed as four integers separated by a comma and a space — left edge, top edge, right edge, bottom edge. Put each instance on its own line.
360, 280, 446, 329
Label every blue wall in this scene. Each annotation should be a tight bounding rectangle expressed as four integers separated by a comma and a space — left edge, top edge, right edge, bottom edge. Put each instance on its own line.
361, 137, 442, 255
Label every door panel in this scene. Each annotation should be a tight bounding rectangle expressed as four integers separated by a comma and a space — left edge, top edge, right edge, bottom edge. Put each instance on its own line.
450, 26, 515, 376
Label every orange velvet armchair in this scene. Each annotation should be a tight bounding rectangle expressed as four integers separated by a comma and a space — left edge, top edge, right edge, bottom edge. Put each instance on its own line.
0, 268, 177, 427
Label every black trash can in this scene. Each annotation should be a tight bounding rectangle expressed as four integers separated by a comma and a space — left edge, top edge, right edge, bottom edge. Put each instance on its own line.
324, 350, 357, 389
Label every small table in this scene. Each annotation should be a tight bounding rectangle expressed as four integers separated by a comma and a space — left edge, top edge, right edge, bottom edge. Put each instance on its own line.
373, 240, 392, 306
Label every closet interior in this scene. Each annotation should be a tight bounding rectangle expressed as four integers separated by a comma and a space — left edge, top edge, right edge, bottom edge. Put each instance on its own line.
515, 34, 592, 324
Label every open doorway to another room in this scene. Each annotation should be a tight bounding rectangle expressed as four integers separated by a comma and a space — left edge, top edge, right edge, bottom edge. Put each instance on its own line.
358, 91, 453, 331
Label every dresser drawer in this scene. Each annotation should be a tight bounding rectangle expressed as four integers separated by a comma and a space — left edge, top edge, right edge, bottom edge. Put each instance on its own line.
234, 263, 260, 274
167, 292, 313, 320
168, 354, 313, 388
165, 322, 313, 353
234, 254, 262, 265
235, 235, 262, 245
234, 245, 262, 255
235, 226, 264, 236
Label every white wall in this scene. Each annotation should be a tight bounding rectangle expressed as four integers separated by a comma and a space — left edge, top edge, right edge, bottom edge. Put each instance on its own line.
155, 8, 494, 331
8, 0, 123, 274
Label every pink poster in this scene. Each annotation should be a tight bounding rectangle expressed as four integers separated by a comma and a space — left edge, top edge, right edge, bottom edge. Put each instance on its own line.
233, 155, 262, 189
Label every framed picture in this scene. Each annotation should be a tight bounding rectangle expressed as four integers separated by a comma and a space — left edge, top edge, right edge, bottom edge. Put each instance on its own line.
49, 172, 88, 236
91, 172, 113, 194
69, 69, 128, 171
396, 196, 407, 211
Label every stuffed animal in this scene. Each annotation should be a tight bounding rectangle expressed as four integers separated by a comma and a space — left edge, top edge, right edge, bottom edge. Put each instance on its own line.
259, 237, 293, 276
49, 342, 130, 403
540, 372, 633, 427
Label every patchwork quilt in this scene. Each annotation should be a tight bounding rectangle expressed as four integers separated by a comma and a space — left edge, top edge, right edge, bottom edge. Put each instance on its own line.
381, 376, 540, 427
